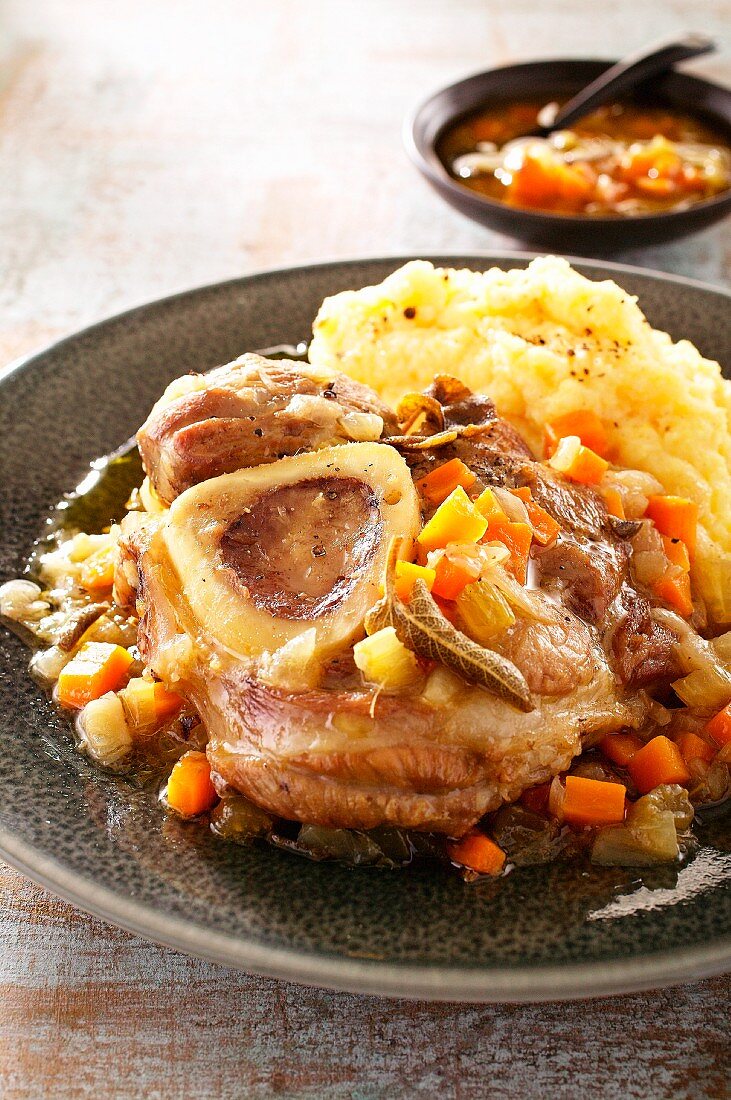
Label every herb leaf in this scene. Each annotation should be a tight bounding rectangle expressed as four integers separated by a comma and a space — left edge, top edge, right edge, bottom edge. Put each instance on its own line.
394, 580, 533, 711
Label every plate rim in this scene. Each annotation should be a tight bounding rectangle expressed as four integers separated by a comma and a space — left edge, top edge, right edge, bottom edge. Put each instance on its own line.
2, 828, 729, 1002
1, 251, 730, 1002
1, 249, 728, 388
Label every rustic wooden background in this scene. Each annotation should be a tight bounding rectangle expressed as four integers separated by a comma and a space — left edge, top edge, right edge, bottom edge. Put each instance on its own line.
0, 1, 729, 1096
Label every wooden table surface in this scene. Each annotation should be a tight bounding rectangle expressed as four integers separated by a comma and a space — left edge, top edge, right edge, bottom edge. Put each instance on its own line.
1, 2, 729, 1096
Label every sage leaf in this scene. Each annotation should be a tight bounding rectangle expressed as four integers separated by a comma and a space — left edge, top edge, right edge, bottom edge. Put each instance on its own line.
392, 579, 533, 712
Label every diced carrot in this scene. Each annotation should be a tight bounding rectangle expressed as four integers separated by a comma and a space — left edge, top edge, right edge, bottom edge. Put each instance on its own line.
510, 487, 561, 546
417, 487, 488, 552
79, 543, 116, 591
394, 560, 436, 602
121, 676, 183, 727
601, 487, 626, 520
562, 775, 627, 827
706, 704, 731, 747
646, 495, 698, 557
600, 732, 644, 767
634, 176, 677, 196
653, 569, 693, 619
548, 436, 609, 485
520, 782, 551, 814
415, 458, 476, 506
447, 831, 506, 876
166, 751, 218, 817
661, 535, 690, 573
484, 519, 533, 585
544, 410, 609, 458
623, 142, 681, 183
473, 487, 506, 522
628, 735, 691, 794
432, 556, 480, 601
509, 151, 594, 210
57, 642, 134, 709
675, 731, 715, 765
153, 681, 184, 717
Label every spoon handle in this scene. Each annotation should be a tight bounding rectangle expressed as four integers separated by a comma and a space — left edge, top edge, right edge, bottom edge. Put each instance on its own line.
547, 33, 716, 131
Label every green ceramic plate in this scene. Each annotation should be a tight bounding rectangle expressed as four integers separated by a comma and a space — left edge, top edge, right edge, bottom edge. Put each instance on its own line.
0, 255, 729, 1001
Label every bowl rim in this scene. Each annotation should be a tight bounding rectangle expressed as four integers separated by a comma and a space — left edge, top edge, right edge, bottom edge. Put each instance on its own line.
405, 57, 731, 228
1, 251, 729, 1002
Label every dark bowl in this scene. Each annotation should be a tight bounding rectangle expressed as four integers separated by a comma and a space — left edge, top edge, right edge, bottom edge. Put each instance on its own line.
405, 59, 731, 250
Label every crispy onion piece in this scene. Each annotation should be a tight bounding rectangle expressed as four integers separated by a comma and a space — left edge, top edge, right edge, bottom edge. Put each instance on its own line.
384, 430, 459, 450
396, 392, 445, 436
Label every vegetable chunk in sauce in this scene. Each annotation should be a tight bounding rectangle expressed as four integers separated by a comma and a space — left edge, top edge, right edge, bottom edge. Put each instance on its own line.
439, 99, 731, 216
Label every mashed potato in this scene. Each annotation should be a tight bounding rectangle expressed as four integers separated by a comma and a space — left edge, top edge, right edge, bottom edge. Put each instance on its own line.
309, 257, 731, 623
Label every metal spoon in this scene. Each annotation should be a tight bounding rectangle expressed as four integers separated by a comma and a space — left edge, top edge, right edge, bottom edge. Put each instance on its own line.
533, 33, 716, 135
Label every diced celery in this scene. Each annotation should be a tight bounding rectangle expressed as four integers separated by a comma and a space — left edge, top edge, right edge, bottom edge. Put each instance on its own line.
353, 627, 422, 690
456, 580, 515, 644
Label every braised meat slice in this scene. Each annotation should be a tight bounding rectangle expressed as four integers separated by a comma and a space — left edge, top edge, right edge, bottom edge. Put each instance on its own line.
124, 368, 695, 835
611, 586, 682, 689
398, 377, 613, 540
533, 535, 630, 625
399, 384, 534, 497
123, 483, 649, 835
138, 353, 398, 503
520, 465, 609, 541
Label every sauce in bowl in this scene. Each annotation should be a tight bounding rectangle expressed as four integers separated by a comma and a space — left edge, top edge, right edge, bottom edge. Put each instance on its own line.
438, 100, 731, 217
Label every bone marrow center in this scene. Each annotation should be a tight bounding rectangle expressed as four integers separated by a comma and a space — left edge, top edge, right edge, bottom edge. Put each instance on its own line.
219, 477, 382, 619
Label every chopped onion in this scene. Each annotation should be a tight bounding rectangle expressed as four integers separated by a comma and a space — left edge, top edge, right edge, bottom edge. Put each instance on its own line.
353, 626, 423, 692
592, 785, 686, 866
75, 692, 132, 768
492, 567, 557, 624
492, 487, 530, 525
259, 628, 321, 691
591, 819, 677, 866
421, 665, 463, 705
714, 632, 731, 663
30, 645, 71, 684
548, 435, 581, 475
604, 471, 664, 520
633, 550, 666, 586
0, 579, 49, 623
548, 776, 565, 822
338, 412, 384, 442
210, 792, 272, 841
631, 519, 664, 556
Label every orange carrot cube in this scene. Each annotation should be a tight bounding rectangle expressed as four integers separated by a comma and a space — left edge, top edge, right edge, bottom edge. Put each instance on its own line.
600, 732, 644, 767
646, 495, 698, 557
706, 704, 731, 748
601, 488, 626, 520
628, 735, 691, 794
484, 519, 533, 585
653, 570, 693, 619
447, 831, 506, 876
166, 751, 218, 817
545, 410, 609, 458
675, 731, 715, 765
562, 775, 627, 827
415, 458, 476, 506
57, 642, 133, 710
